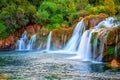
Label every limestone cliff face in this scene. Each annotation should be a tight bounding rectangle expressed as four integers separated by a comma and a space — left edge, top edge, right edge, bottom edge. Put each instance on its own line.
51, 27, 73, 49
0, 36, 15, 50
93, 27, 120, 62
34, 27, 73, 50
97, 27, 120, 45
0, 24, 42, 51
83, 13, 108, 30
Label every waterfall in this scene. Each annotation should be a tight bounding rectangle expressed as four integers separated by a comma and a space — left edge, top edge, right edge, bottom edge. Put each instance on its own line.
46, 31, 52, 51
83, 30, 95, 61
94, 17, 115, 29
27, 34, 36, 50
77, 30, 90, 59
16, 31, 36, 50
93, 38, 98, 61
94, 17, 120, 29
63, 35, 67, 47
70, 30, 95, 61
114, 34, 118, 59
67, 17, 117, 62
64, 19, 85, 51
96, 41, 104, 62
16, 31, 28, 50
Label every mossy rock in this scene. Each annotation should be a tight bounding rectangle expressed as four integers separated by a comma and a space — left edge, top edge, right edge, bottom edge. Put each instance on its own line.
83, 13, 108, 30
97, 27, 120, 45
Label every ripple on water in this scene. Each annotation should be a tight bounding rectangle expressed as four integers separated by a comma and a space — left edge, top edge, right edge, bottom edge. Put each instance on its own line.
0, 51, 120, 80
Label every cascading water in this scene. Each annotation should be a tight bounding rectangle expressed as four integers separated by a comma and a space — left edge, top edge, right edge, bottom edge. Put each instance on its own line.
114, 34, 118, 59
16, 31, 27, 50
64, 19, 85, 51
27, 34, 36, 50
94, 17, 120, 28
63, 35, 67, 47
83, 30, 95, 61
93, 38, 98, 61
76, 30, 90, 59
16, 31, 36, 50
94, 17, 114, 28
46, 31, 52, 51
96, 41, 104, 62
69, 17, 120, 62
15, 17, 120, 63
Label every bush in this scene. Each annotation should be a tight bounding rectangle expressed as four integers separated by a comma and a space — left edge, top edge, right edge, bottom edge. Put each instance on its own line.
46, 14, 67, 30
97, 5, 106, 13
0, 20, 8, 39
86, 5, 106, 14
106, 46, 115, 55
104, 0, 117, 15
35, 10, 49, 24
117, 5, 120, 14
85, 4, 93, 11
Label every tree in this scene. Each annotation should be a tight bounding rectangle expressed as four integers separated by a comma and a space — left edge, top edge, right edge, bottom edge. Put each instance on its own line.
104, 0, 117, 15
0, 20, 8, 39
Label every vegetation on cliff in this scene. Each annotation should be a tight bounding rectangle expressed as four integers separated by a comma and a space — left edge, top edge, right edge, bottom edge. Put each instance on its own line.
0, 0, 120, 39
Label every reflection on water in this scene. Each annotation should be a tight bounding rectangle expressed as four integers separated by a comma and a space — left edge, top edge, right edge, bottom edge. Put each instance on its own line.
0, 51, 120, 80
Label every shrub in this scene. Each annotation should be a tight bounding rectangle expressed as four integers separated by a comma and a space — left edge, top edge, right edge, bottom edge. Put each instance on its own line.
0, 20, 8, 39
106, 46, 114, 55
104, 0, 117, 15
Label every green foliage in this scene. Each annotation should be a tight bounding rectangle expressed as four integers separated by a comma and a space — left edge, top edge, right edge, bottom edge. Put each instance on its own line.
117, 5, 120, 14
0, 20, 6, 34
40, 1, 57, 14
35, 10, 49, 24
90, 7, 100, 14
75, 0, 89, 10
0, 20, 8, 39
85, 4, 93, 11
106, 46, 115, 55
50, 14, 64, 24
86, 5, 105, 14
79, 10, 90, 16
0, 0, 120, 39
104, 0, 117, 15
46, 14, 67, 30
0, 0, 37, 38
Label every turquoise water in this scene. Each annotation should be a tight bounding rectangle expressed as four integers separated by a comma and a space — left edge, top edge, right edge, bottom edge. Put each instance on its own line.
0, 51, 120, 80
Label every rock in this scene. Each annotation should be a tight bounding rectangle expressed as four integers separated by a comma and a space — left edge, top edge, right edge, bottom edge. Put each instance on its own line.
0, 74, 9, 79
51, 27, 73, 49
83, 13, 108, 30
110, 59, 119, 67
0, 36, 15, 51
97, 27, 120, 45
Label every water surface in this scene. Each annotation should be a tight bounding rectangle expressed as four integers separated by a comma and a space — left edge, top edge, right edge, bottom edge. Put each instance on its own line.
0, 51, 120, 80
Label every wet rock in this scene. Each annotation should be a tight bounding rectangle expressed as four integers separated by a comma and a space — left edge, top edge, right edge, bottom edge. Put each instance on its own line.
97, 27, 120, 45
0, 36, 16, 51
0, 74, 9, 79
83, 13, 108, 30
110, 59, 119, 67
51, 27, 73, 49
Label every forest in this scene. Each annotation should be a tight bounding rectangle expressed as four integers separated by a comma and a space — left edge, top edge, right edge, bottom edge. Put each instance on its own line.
0, 0, 120, 39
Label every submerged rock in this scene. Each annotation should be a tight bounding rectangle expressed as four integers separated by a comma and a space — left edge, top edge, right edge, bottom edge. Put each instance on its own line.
0, 74, 9, 79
